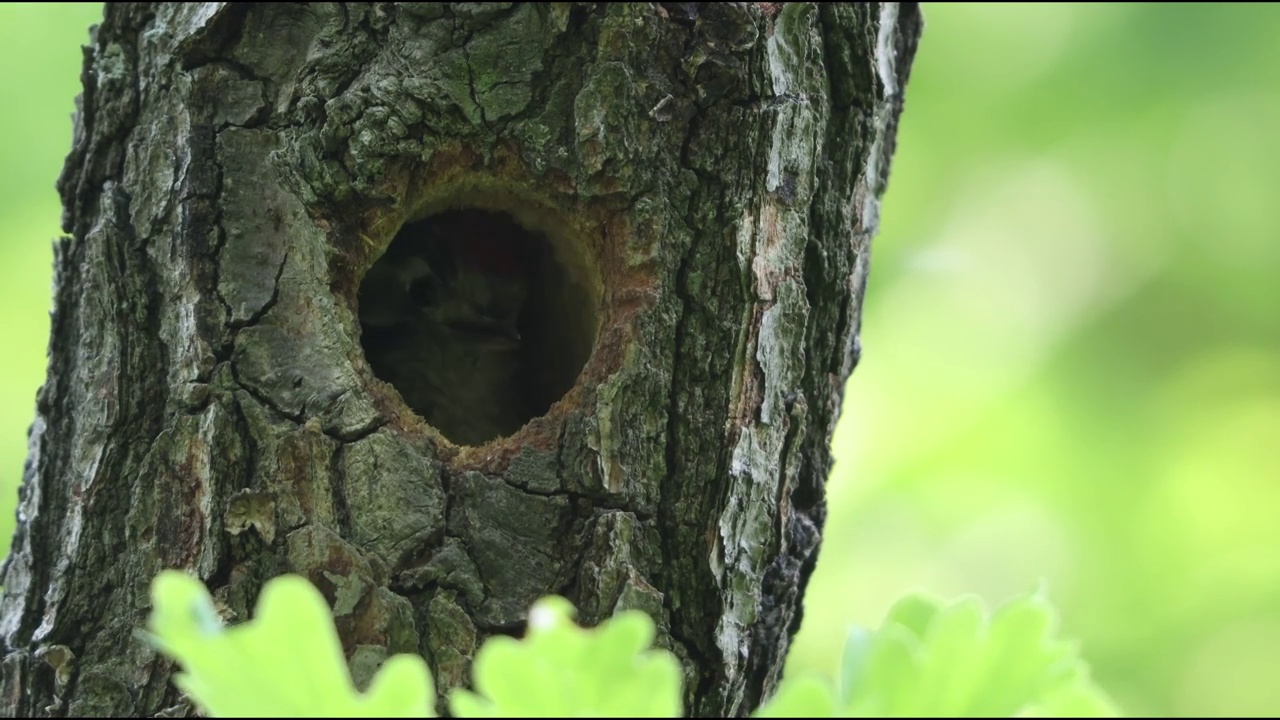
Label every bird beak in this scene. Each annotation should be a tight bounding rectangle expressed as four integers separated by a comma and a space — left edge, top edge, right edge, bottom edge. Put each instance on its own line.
483, 325, 522, 350
446, 318, 522, 349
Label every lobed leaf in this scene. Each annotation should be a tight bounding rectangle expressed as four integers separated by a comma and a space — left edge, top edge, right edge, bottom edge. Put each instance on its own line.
450, 596, 684, 717
147, 571, 435, 718
759, 586, 1120, 718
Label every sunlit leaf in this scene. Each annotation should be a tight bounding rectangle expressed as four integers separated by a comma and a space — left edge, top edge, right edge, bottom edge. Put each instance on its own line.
841, 589, 1118, 717
450, 596, 683, 717
147, 570, 435, 718
760, 588, 1119, 718
755, 676, 837, 718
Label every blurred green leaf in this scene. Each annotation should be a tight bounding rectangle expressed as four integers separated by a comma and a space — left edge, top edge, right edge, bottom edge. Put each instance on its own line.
755, 676, 838, 718
147, 571, 435, 718
764, 588, 1117, 718
838, 627, 871, 704
841, 589, 1119, 718
450, 596, 683, 718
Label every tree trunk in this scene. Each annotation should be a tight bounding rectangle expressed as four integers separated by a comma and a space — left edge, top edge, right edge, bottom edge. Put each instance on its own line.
0, 2, 920, 716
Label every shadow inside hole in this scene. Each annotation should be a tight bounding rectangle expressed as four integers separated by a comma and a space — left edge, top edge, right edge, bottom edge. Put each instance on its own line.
359, 208, 594, 446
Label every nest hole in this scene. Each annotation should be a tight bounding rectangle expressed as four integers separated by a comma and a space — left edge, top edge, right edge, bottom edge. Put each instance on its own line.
358, 207, 597, 446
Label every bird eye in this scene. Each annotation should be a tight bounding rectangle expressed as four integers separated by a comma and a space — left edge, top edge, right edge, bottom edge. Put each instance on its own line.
409, 274, 442, 308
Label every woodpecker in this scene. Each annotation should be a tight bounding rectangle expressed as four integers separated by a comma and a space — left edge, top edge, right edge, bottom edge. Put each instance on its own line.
359, 213, 533, 446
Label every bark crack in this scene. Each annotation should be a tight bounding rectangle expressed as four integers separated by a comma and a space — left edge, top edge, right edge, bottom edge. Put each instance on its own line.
209, 128, 234, 344
659, 222, 706, 701
329, 442, 353, 538
451, 13, 491, 130
229, 361, 304, 425
227, 248, 288, 331
321, 416, 388, 444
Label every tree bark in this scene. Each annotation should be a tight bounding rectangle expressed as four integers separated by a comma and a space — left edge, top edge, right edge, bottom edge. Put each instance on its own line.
0, 2, 920, 717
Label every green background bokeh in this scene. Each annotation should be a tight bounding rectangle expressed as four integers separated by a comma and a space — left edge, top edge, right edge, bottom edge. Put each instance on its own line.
3, 4, 1277, 716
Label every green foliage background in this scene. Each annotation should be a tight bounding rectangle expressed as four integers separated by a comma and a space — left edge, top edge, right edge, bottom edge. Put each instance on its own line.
2, 4, 1277, 716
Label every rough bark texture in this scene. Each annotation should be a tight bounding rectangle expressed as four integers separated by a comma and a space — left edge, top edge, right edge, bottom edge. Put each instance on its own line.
0, 2, 920, 716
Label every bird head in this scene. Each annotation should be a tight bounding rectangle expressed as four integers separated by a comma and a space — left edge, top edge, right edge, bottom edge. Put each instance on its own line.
359, 225, 530, 350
